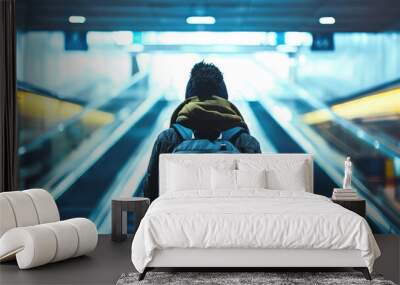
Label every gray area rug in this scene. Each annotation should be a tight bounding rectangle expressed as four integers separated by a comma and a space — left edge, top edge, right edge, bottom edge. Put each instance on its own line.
117, 272, 395, 285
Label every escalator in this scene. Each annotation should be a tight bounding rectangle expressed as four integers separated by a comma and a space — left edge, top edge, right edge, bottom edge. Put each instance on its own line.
249, 101, 337, 198
17, 72, 170, 221
18, 74, 149, 189
301, 80, 400, 232
247, 61, 400, 233
57, 99, 169, 219
18, 82, 116, 189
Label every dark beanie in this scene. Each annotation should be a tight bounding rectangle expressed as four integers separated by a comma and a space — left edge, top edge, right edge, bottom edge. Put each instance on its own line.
185, 61, 228, 100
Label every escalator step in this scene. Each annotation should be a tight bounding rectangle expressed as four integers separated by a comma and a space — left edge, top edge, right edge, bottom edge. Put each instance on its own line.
56, 99, 168, 220
248, 101, 337, 197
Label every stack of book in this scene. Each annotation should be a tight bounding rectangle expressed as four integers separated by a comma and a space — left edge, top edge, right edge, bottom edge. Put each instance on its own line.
332, 188, 359, 200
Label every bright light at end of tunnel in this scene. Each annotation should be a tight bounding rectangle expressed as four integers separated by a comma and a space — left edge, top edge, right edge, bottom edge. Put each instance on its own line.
272, 106, 293, 123
68, 16, 86, 24
319, 17, 335, 25
276, 45, 297, 53
186, 16, 216, 25
112, 31, 133, 45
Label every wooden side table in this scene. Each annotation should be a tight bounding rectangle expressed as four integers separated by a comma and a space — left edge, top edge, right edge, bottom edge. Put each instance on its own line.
112, 197, 150, 242
331, 199, 366, 218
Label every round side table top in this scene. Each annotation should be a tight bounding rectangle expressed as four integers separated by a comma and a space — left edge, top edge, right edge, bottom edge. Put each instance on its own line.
112, 197, 150, 202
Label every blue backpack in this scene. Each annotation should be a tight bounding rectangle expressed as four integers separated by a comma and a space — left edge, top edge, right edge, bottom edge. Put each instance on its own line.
172, 123, 244, 153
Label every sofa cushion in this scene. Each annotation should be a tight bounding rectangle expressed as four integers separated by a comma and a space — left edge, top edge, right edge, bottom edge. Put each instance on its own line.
0, 189, 60, 238
0, 196, 17, 237
25, 189, 60, 224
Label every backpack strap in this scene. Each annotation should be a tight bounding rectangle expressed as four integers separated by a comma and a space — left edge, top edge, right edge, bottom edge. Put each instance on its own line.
172, 123, 193, 140
221, 127, 246, 142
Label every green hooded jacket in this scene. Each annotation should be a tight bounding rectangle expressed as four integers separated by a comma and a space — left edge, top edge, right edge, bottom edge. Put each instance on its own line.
170, 95, 248, 139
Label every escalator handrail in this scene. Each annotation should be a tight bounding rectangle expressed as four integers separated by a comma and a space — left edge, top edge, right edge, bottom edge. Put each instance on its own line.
92, 103, 176, 231
254, 58, 399, 158
18, 72, 148, 155
250, 61, 400, 232
49, 88, 164, 200
327, 77, 400, 106
295, 81, 400, 158
258, 89, 400, 233
17, 81, 86, 105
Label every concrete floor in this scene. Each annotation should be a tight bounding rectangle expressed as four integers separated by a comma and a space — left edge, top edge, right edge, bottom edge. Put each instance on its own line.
0, 235, 399, 285
0, 235, 133, 285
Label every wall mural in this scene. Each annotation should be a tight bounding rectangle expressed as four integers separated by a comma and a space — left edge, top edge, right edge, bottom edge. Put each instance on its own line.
16, 31, 400, 234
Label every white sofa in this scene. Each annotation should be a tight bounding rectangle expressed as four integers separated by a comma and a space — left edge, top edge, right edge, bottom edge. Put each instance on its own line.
0, 189, 98, 269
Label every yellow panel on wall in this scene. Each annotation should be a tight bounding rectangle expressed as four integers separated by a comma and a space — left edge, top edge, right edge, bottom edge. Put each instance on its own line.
17, 90, 114, 144
303, 87, 400, 125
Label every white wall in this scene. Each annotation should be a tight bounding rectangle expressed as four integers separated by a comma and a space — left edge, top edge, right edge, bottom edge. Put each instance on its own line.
17, 32, 400, 102
17, 32, 133, 102
295, 33, 400, 99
